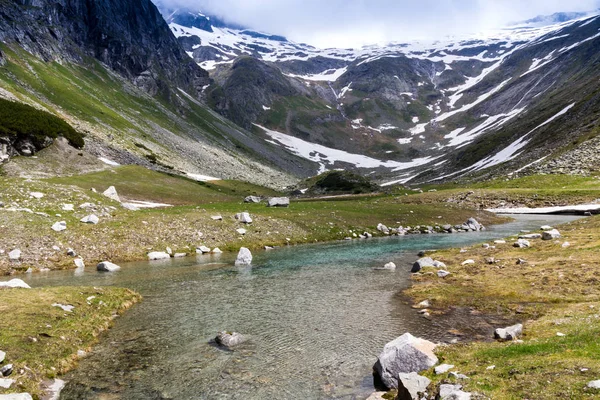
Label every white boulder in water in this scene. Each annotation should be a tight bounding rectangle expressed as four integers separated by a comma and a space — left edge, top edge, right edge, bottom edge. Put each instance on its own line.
148, 252, 170, 261
97, 261, 121, 272
235, 247, 253, 266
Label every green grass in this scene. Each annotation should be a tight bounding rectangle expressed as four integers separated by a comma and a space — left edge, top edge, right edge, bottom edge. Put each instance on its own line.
0, 287, 140, 398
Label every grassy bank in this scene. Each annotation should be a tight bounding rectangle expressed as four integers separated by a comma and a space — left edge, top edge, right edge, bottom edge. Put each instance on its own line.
0, 286, 140, 398
0, 165, 502, 274
405, 215, 600, 399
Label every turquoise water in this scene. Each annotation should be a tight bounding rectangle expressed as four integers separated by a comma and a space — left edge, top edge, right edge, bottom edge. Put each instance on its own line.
22, 215, 580, 399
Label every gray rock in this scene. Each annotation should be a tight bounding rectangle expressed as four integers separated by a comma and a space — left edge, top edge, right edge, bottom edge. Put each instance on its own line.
435, 364, 454, 375
0, 279, 31, 289
29, 192, 44, 199
74, 258, 85, 269
519, 233, 541, 239
0, 378, 14, 389
587, 380, 600, 389
196, 246, 211, 254
67, 248, 77, 257
412, 257, 435, 273
267, 197, 290, 207
540, 225, 553, 231
449, 372, 470, 380
397, 372, 431, 400
51, 221, 67, 232
102, 186, 121, 202
8, 249, 21, 261
211, 215, 223, 221
97, 261, 121, 272
0, 350, 4, 363
374, 262, 396, 271
365, 392, 387, 400
466, 218, 484, 231
235, 247, 252, 266
513, 239, 531, 248
494, 323, 523, 341
0, 394, 33, 400
244, 196, 262, 203
438, 384, 471, 400
433, 260, 446, 268
0, 364, 12, 376
437, 270, 451, 278
215, 331, 247, 348
148, 251, 170, 260
373, 333, 438, 389
80, 214, 100, 224
377, 223, 390, 234
542, 229, 561, 240
174, 253, 187, 258
212, 248, 223, 254
235, 212, 253, 223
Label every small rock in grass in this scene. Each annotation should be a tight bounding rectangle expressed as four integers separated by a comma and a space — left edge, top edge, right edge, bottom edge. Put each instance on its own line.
97, 261, 121, 272
562, 242, 571, 248
486, 365, 496, 370
0, 364, 13, 376
51, 221, 67, 232
267, 197, 290, 207
557, 332, 566, 337
62, 204, 74, 211
67, 248, 77, 257
8, 249, 21, 261
494, 240, 506, 244
148, 252, 170, 261
0, 350, 5, 363
587, 380, 600, 389
542, 229, 561, 240
412, 257, 435, 273
541, 225, 553, 231
513, 239, 531, 248
80, 214, 99, 224
235, 212, 253, 224
437, 270, 450, 278
0, 377, 14, 389
244, 196, 261, 203
414, 300, 430, 309
211, 215, 223, 221
494, 323, 523, 341
461, 259, 475, 265
29, 192, 44, 199
102, 186, 120, 202
517, 258, 527, 265
235, 247, 252, 266
236, 228, 247, 235
435, 364, 455, 375
438, 384, 471, 400
52, 303, 75, 313
485, 257, 495, 264
482, 243, 490, 249
449, 372, 470, 380
433, 260, 446, 268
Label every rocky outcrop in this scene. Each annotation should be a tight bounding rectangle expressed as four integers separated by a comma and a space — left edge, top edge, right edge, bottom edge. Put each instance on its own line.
373, 333, 438, 389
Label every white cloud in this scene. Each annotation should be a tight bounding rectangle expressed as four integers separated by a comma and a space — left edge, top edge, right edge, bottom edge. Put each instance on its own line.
156, 0, 600, 48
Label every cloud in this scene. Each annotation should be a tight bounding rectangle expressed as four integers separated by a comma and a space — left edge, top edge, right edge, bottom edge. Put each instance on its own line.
156, 0, 600, 48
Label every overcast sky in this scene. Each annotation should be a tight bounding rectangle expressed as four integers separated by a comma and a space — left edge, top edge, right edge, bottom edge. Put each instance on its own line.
157, 0, 600, 48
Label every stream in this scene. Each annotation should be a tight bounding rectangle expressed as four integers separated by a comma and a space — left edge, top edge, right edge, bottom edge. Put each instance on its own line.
21, 214, 580, 399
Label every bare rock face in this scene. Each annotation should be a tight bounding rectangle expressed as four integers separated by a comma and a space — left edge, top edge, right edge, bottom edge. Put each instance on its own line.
373, 333, 438, 389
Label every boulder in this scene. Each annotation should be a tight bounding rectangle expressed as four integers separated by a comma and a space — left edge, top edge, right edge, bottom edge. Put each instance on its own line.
196, 246, 211, 254
540, 225, 553, 231
267, 197, 290, 207
80, 214, 99, 224
466, 218, 484, 231
435, 364, 455, 375
374, 262, 396, 271
494, 323, 523, 341
235, 247, 252, 266
513, 239, 531, 248
373, 333, 438, 389
215, 331, 247, 348
542, 229, 561, 240
97, 261, 121, 272
377, 223, 390, 234
433, 260, 446, 268
62, 204, 74, 211
587, 380, 600, 389
51, 221, 67, 232
74, 258, 85, 269
0, 364, 12, 376
67, 248, 77, 257
102, 186, 120, 202
235, 212, 253, 224
244, 196, 261, 203
397, 372, 431, 400
8, 249, 21, 261
0, 378, 14, 389
174, 253, 187, 258
148, 252, 170, 261
412, 257, 435, 273
438, 384, 471, 400
0, 279, 31, 289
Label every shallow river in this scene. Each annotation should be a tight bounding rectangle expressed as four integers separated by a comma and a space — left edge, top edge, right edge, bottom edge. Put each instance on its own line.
23, 215, 580, 399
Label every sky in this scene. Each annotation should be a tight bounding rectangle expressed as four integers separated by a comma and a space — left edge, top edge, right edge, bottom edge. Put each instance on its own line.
157, 0, 600, 48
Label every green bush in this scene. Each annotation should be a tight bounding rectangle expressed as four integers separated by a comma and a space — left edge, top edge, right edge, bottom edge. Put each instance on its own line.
0, 98, 84, 149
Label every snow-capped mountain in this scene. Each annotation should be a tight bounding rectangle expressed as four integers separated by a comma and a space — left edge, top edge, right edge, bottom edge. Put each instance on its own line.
160, 5, 600, 185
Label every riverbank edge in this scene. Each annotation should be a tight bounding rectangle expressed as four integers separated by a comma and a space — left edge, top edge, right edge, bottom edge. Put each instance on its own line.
394, 214, 600, 399
0, 286, 141, 399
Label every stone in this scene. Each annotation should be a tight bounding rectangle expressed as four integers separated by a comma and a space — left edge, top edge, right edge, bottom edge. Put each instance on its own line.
438, 384, 471, 400
397, 372, 431, 400
449, 372, 470, 380
196, 246, 211, 254
373, 333, 438, 389
542, 229, 561, 240
513, 239, 531, 248
236, 228, 247, 235
211, 215, 223, 221
244, 196, 262, 203
51, 221, 67, 232
0, 350, 4, 363
0, 378, 13, 389
435, 364, 455, 375
174, 253, 187, 258
102, 186, 121, 202
485, 257, 496, 264
377, 223, 390, 234
587, 380, 600, 389
466, 218, 484, 231
365, 392, 387, 400
461, 259, 475, 265
437, 270, 451, 278
494, 323, 523, 341
80, 214, 99, 224
562, 242, 571, 248
235, 212, 253, 223
61, 204, 74, 211
374, 262, 396, 271
541, 225, 553, 231
415, 300, 430, 309
0, 394, 33, 400
215, 331, 247, 348
8, 249, 21, 261
212, 248, 223, 254
482, 243, 490, 249
52, 303, 75, 312
0, 279, 31, 289
29, 192, 44, 199
433, 260, 446, 268
267, 197, 290, 207
148, 252, 170, 260
97, 261, 121, 272
0, 364, 13, 376
74, 258, 85, 269
494, 240, 506, 244
67, 248, 77, 257
166, 247, 172, 255
519, 233, 541, 239
412, 257, 435, 273
235, 247, 252, 266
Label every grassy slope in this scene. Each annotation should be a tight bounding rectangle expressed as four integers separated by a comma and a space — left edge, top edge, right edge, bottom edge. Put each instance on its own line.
0, 287, 140, 398
400, 175, 600, 399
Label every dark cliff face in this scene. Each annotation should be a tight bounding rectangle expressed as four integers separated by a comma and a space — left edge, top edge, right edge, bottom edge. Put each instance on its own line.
0, 0, 209, 97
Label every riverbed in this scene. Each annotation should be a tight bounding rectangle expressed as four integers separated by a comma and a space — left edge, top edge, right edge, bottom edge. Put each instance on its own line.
22, 214, 580, 399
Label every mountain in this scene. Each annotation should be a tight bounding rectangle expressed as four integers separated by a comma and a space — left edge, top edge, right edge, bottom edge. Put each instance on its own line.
0, 0, 310, 187
161, 6, 600, 185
